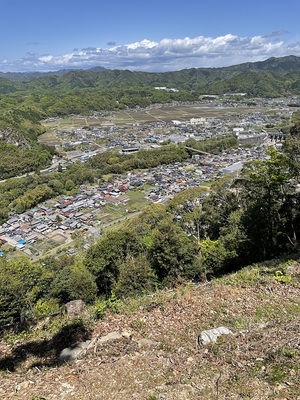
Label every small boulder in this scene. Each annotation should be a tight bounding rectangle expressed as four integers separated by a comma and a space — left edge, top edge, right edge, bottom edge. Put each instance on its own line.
98, 331, 123, 344
198, 326, 233, 346
65, 299, 86, 317
58, 338, 97, 363
58, 343, 86, 363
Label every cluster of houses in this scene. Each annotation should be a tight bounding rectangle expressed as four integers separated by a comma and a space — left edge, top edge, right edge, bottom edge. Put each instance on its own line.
2, 96, 295, 258
144, 145, 267, 201
0, 182, 133, 257
53, 96, 295, 158
0, 141, 269, 259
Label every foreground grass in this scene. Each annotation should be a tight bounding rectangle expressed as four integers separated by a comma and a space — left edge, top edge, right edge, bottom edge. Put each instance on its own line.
0, 260, 299, 399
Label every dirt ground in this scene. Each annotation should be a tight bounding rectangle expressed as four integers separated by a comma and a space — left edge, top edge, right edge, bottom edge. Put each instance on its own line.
0, 269, 299, 400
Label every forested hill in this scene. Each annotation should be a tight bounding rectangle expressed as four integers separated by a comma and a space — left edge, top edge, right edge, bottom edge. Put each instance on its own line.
0, 66, 107, 82
1, 55, 300, 96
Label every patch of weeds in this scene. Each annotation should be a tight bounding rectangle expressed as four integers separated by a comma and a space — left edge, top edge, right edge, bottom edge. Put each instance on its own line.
273, 270, 292, 284
207, 336, 228, 357
106, 292, 123, 313
264, 346, 297, 384
2, 330, 30, 346
255, 301, 300, 323
227, 314, 251, 330
130, 290, 171, 313
224, 313, 253, 330
256, 303, 290, 323
255, 306, 266, 322
221, 266, 266, 286
278, 347, 296, 359
222, 258, 299, 287
28, 396, 47, 400
234, 383, 253, 398
159, 337, 175, 352
119, 295, 155, 314
267, 366, 288, 384
286, 301, 300, 316
130, 318, 147, 336
143, 299, 161, 312
147, 395, 158, 400
93, 293, 124, 319
33, 298, 60, 319
108, 291, 169, 316
94, 299, 107, 320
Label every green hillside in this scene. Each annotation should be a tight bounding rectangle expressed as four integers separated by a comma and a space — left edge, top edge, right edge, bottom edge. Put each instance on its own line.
2, 55, 300, 94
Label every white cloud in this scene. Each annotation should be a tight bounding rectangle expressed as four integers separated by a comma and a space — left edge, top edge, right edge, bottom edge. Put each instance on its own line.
0, 32, 299, 72
39, 55, 54, 63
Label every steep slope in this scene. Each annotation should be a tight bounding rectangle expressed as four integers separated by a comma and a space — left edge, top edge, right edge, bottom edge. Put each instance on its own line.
0, 264, 299, 399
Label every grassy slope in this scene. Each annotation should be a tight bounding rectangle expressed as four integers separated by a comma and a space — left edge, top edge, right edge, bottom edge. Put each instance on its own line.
0, 261, 299, 400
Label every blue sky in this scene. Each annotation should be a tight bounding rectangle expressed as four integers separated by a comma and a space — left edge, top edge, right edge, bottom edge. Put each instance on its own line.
1, 0, 300, 72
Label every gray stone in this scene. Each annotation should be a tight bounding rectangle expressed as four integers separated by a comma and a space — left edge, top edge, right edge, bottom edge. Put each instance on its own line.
198, 326, 233, 346
287, 262, 300, 276
121, 330, 133, 339
58, 331, 133, 363
58, 344, 85, 363
58, 338, 97, 363
98, 331, 123, 344
65, 299, 86, 317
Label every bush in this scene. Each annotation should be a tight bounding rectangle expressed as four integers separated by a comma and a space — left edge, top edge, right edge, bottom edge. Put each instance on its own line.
33, 298, 60, 319
49, 259, 97, 304
94, 299, 107, 319
114, 254, 157, 298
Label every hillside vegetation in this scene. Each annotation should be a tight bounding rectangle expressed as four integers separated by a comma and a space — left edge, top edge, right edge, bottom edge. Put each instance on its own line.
2, 55, 300, 94
0, 260, 299, 399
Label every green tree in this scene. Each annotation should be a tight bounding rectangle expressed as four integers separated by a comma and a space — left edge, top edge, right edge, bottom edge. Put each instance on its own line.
114, 254, 157, 298
85, 228, 143, 297
199, 238, 228, 277
0, 256, 53, 329
64, 178, 75, 191
49, 259, 97, 304
284, 123, 300, 182
150, 217, 199, 285
237, 148, 296, 260
202, 174, 239, 239
125, 203, 167, 248
48, 178, 64, 193
167, 187, 209, 245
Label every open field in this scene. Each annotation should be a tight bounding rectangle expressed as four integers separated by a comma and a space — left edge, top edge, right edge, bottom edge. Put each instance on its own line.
46, 231, 69, 244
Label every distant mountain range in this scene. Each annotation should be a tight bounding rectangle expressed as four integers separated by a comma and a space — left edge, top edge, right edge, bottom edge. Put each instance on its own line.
0, 66, 107, 82
0, 55, 300, 97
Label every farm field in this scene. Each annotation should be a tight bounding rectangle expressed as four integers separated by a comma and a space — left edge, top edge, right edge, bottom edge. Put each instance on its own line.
39, 103, 268, 145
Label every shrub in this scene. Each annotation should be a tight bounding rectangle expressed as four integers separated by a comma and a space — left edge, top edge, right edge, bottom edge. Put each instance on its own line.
33, 298, 60, 319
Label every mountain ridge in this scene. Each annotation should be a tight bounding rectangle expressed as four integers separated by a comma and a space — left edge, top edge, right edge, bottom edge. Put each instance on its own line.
0, 55, 299, 97
0, 54, 299, 82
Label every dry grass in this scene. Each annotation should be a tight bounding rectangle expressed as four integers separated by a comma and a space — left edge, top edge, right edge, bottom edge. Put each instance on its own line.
0, 267, 299, 399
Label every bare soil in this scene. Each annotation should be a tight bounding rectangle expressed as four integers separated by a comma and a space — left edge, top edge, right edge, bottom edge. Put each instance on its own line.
0, 271, 299, 400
